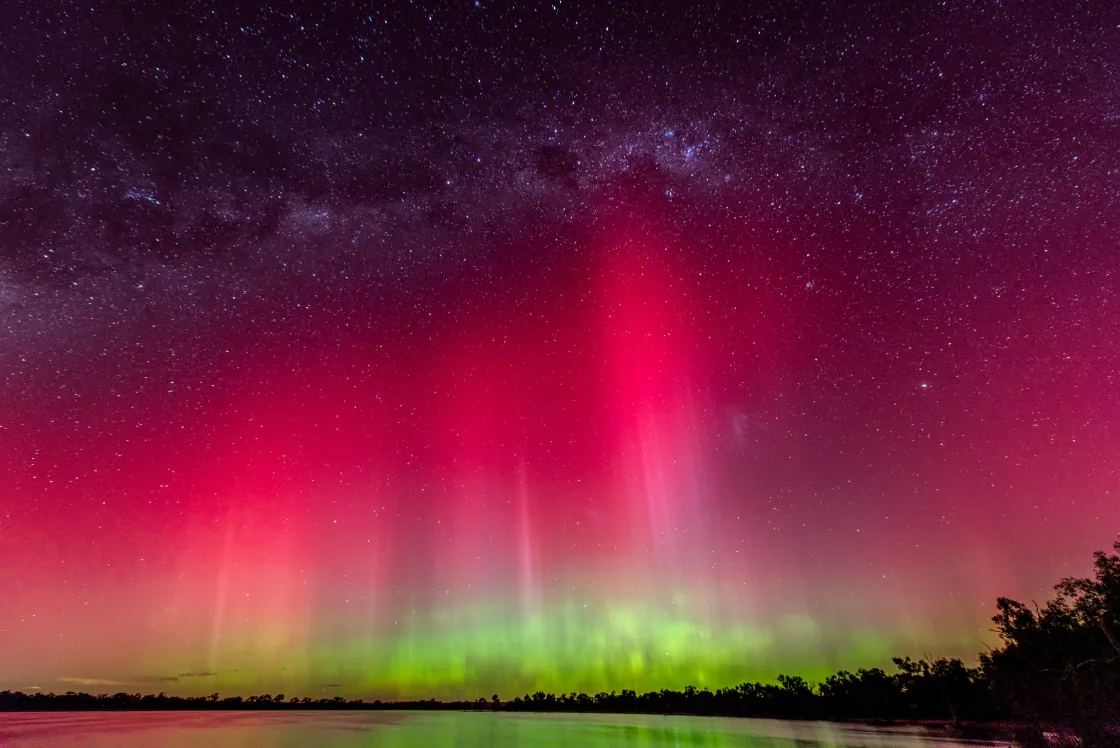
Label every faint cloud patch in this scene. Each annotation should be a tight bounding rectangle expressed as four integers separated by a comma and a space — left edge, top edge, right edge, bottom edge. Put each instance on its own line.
58, 677, 132, 687
0, 271, 28, 306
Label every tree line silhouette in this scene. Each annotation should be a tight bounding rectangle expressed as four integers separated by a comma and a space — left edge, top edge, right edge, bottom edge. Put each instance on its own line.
3, 540, 1117, 743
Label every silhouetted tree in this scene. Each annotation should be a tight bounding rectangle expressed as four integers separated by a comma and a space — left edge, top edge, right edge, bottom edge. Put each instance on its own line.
980, 540, 1120, 745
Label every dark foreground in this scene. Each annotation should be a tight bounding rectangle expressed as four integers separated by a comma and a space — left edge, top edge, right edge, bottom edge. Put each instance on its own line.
0, 711, 1016, 748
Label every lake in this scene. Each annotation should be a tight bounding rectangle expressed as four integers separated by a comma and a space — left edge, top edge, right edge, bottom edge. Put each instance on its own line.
0, 711, 1012, 747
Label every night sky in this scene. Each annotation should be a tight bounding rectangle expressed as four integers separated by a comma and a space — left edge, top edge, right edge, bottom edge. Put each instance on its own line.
1, 1, 1118, 700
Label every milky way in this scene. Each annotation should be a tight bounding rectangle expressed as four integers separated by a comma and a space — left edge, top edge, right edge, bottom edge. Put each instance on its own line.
1, 1, 1118, 698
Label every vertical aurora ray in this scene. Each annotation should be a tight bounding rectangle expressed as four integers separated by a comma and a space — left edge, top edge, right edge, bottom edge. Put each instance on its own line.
516, 461, 541, 624
2, 136, 1117, 698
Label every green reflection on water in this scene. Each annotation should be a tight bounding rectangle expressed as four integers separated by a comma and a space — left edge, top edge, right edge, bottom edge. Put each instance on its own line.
0, 711, 998, 748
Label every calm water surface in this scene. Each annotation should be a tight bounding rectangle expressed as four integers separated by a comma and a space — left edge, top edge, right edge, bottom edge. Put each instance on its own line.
0, 711, 1011, 747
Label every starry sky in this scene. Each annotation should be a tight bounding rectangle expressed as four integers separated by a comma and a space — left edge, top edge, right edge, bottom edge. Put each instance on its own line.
1, 1, 1118, 700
